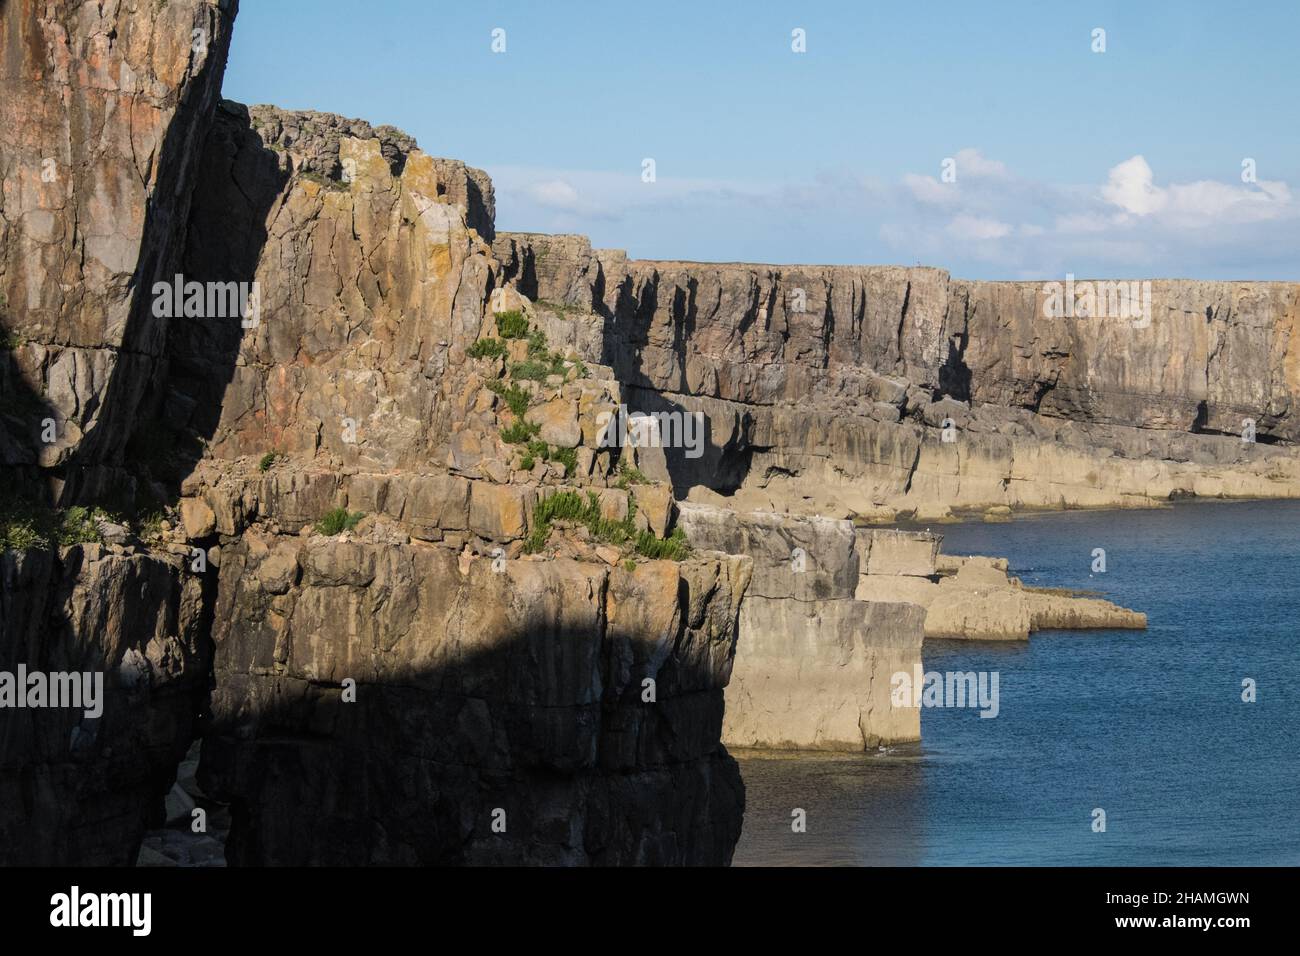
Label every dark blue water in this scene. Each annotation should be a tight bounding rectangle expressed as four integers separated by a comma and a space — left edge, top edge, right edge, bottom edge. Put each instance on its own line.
732, 500, 1300, 865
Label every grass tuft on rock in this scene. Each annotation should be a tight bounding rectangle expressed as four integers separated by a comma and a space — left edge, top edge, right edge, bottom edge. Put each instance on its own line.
494, 310, 530, 340
550, 445, 578, 475
500, 419, 541, 444
486, 379, 532, 417
0, 499, 112, 552
300, 170, 350, 192
615, 460, 649, 489
316, 507, 365, 536
467, 338, 507, 360
0, 500, 48, 551
633, 526, 690, 561
524, 489, 686, 558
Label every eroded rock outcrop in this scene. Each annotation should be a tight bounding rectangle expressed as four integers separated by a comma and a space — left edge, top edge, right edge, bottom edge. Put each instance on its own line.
679, 505, 1144, 750
3, 0, 749, 867
0, 0, 239, 489
859, 553, 1146, 641
493, 234, 1300, 520
199, 534, 749, 864
0, 0, 1200, 865
0, 545, 207, 865
678, 503, 925, 750
151, 95, 742, 862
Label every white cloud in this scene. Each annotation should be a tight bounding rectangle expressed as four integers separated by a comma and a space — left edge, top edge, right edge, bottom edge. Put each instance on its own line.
903, 173, 956, 205
1101, 154, 1292, 227
527, 179, 581, 210
488, 149, 1299, 279
946, 214, 1012, 240
1101, 155, 1167, 216
952, 147, 1008, 179
1162, 178, 1293, 225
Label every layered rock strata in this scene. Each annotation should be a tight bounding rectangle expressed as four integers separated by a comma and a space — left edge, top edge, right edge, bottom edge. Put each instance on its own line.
1, 0, 747, 866
857, 552, 1146, 641
199, 534, 749, 864
0, 545, 208, 865
0, 0, 1209, 864
0, 0, 239, 488
1, 0, 235, 866
677, 504, 926, 750
493, 233, 1300, 520
679, 507, 1144, 750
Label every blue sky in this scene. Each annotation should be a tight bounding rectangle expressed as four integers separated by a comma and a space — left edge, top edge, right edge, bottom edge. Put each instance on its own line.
224, 1, 1300, 279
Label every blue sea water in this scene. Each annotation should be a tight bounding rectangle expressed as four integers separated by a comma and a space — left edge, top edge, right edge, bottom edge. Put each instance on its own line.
732, 500, 1300, 866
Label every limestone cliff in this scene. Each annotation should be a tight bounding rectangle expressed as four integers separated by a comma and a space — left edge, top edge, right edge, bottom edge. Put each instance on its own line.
678, 507, 1144, 751
494, 233, 1300, 519
678, 504, 925, 750
0, 0, 1189, 867
1, 0, 750, 865
0, 544, 208, 865
201, 537, 748, 864
1, 0, 236, 865
0, 0, 239, 489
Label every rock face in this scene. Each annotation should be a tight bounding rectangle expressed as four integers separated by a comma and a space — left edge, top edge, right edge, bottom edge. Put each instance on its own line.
0, 0, 234, 866
493, 234, 1300, 519
2, 0, 748, 867
858, 552, 1147, 641
199, 535, 749, 865
0, 546, 207, 865
680, 506, 1145, 749
0, 0, 239, 489
0, 0, 1228, 865
678, 504, 928, 750
158, 99, 500, 474
156, 98, 751, 864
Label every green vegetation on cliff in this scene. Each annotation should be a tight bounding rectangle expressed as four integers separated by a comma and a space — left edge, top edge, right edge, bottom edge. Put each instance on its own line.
0, 499, 112, 552
524, 489, 689, 559
315, 507, 365, 536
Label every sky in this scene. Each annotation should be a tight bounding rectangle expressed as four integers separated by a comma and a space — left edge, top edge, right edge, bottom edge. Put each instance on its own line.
223, 1, 1300, 280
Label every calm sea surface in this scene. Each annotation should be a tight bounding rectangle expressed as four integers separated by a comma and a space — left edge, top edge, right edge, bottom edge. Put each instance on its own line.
732, 500, 1300, 866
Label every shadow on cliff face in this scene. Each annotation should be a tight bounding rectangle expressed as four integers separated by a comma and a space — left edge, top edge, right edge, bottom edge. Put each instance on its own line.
48, 15, 239, 513
129, 101, 287, 501
592, 273, 758, 498
618, 383, 757, 495
0, 313, 59, 508
193, 545, 747, 867
0, 545, 209, 866
196, 644, 746, 868
196, 654, 745, 867
9, 99, 285, 514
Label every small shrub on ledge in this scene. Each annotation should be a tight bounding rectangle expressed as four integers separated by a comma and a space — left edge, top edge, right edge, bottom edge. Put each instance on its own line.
467, 338, 507, 360
316, 507, 365, 536
0, 500, 112, 552
633, 526, 690, 561
494, 310, 530, 339
615, 460, 649, 489
486, 379, 531, 417
524, 490, 688, 560
500, 419, 541, 444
